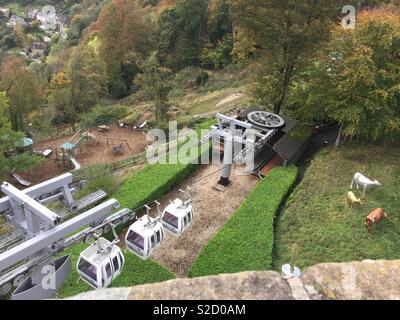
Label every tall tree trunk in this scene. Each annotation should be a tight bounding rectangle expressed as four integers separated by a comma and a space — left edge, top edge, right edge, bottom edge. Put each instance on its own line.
274, 64, 295, 114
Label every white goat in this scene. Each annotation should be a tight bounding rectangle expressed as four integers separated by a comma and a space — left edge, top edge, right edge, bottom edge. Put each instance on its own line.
350, 172, 381, 198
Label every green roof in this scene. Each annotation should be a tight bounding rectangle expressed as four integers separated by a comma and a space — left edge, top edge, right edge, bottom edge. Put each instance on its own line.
16, 137, 33, 148
61, 142, 75, 150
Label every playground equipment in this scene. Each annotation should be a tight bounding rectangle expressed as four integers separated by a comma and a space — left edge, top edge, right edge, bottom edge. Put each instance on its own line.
106, 138, 132, 155
125, 204, 165, 260
112, 144, 125, 156
69, 157, 81, 171
135, 120, 148, 130
59, 130, 98, 171
77, 224, 124, 289
0, 173, 136, 299
10, 169, 32, 187
97, 125, 109, 132
61, 130, 98, 156
33, 149, 53, 158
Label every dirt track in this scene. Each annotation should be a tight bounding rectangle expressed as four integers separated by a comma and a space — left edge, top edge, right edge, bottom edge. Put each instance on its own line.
149, 164, 259, 277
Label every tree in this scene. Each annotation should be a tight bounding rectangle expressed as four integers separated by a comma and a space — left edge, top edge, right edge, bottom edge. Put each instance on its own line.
207, 0, 232, 44
0, 56, 43, 131
229, 0, 350, 114
290, 8, 400, 141
134, 51, 172, 122
48, 45, 107, 126
97, 0, 156, 97
0, 92, 42, 181
158, 0, 209, 70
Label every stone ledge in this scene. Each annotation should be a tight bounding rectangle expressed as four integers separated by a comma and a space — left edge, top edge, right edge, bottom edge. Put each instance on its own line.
66, 259, 400, 300
301, 259, 400, 300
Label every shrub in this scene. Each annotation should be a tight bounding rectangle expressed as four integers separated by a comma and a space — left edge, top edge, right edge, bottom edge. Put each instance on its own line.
81, 105, 129, 128
173, 67, 210, 89
73, 163, 120, 199
189, 166, 298, 277
201, 35, 233, 69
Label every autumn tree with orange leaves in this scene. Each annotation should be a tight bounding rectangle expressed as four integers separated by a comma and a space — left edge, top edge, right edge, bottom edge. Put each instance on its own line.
96, 0, 156, 98
0, 56, 43, 131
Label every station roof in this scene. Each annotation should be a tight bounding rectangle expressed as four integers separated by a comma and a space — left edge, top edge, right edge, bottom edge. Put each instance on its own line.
273, 124, 313, 163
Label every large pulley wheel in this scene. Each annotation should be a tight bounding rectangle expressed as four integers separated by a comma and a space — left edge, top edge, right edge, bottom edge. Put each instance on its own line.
247, 111, 285, 129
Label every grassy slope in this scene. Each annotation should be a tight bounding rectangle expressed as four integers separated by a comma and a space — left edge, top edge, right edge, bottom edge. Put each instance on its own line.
274, 144, 400, 270
189, 167, 298, 277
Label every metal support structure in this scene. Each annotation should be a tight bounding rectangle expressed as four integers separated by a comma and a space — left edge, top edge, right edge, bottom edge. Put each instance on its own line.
2, 183, 61, 239
0, 171, 140, 299
0, 173, 73, 213
0, 198, 120, 273
215, 113, 253, 186
61, 185, 74, 207
212, 113, 281, 185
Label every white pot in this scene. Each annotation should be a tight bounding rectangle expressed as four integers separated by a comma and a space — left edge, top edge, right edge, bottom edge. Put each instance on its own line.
281, 264, 301, 279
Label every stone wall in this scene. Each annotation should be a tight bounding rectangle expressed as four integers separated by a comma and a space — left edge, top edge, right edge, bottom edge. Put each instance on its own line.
67, 259, 400, 300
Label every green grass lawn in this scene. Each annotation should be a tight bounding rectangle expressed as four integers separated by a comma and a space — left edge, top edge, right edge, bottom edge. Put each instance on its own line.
189, 166, 298, 277
175, 86, 253, 125
274, 143, 400, 270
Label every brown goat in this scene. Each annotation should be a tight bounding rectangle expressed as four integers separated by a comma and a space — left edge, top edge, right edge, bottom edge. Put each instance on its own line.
365, 208, 387, 233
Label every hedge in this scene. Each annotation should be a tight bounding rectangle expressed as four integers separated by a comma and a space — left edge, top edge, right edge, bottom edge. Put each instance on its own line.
58, 120, 215, 298
113, 119, 215, 210
188, 166, 298, 277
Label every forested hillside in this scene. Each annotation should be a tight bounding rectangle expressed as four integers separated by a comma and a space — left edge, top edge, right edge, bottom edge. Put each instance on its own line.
0, 0, 400, 180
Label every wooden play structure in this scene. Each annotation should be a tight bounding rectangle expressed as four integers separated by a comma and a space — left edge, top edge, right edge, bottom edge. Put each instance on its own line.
10, 169, 32, 187
56, 130, 98, 170
61, 130, 98, 156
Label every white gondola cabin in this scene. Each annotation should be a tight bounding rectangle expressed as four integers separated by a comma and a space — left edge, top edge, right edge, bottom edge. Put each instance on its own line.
161, 199, 194, 237
77, 237, 125, 289
125, 216, 165, 260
